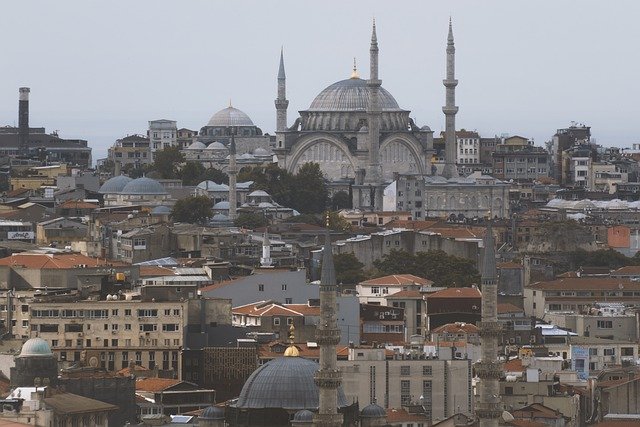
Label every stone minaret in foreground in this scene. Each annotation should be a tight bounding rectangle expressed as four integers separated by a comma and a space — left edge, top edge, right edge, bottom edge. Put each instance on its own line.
228, 129, 237, 221
313, 226, 343, 427
275, 48, 289, 132
441, 19, 459, 179
18, 87, 30, 157
365, 20, 383, 211
476, 221, 503, 427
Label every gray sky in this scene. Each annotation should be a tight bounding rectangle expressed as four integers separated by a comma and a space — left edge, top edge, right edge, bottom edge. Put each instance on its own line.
2, 0, 639, 162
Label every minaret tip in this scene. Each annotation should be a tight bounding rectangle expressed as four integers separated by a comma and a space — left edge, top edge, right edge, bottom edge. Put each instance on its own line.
371, 18, 378, 45
228, 98, 232, 108
278, 47, 286, 80
448, 17, 454, 43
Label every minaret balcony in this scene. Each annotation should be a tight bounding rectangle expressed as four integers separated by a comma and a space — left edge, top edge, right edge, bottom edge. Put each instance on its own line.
314, 370, 342, 388
442, 106, 459, 115
315, 329, 341, 345
474, 361, 503, 379
313, 413, 344, 427
478, 321, 503, 337
475, 404, 503, 420
275, 99, 289, 108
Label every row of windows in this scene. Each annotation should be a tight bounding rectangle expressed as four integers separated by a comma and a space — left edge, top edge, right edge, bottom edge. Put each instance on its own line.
52, 337, 181, 348
400, 365, 433, 376
31, 308, 180, 318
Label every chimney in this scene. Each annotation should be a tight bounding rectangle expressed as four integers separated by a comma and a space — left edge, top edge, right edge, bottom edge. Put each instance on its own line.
18, 87, 30, 156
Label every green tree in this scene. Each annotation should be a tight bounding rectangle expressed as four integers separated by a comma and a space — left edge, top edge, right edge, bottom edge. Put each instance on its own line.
334, 253, 365, 285
287, 214, 322, 226
331, 191, 352, 210
291, 163, 328, 214
234, 212, 269, 229
324, 210, 352, 232
171, 195, 213, 224
373, 249, 480, 288
122, 162, 145, 179
180, 162, 207, 186
151, 146, 184, 179
201, 167, 229, 184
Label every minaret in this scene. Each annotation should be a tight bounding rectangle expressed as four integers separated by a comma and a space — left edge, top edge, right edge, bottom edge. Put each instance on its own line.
441, 19, 459, 179
475, 220, 503, 427
260, 229, 272, 267
313, 221, 342, 427
18, 87, 30, 157
228, 129, 238, 221
275, 47, 289, 132
365, 19, 383, 210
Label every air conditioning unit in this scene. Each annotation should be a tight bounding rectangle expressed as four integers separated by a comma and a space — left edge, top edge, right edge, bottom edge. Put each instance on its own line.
77, 333, 83, 337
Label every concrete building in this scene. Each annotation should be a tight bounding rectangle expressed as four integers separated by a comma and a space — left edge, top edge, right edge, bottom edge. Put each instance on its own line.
338, 347, 473, 422
232, 300, 320, 342
491, 136, 550, 182
356, 274, 433, 305
107, 134, 152, 168
551, 123, 591, 184
36, 217, 87, 248
149, 119, 178, 154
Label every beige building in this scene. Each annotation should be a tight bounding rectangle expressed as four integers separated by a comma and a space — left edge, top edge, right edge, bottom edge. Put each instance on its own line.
337, 348, 472, 423
28, 298, 188, 372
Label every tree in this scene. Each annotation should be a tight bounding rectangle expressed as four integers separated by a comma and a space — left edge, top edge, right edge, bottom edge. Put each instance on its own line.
122, 162, 145, 179
291, 163, 328, 214
331, 191, 351, 210
201, 167, 229, 184
171, 196, 213, 224
151, 146, 184, 179
180, 162, 207, 186
234, 212, 269, 229
287, 214, 322, 226
333, 253, 365, 285
324, 210, 352, 232
373, 249, 480, 288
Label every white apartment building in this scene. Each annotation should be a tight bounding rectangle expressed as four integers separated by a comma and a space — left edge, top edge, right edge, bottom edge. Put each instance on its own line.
148, 119, 178, 154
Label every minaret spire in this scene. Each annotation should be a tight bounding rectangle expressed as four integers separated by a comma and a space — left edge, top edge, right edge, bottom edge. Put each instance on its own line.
275, 47, 289, 133
260, 228, 272, 267
313, 219, 343, 427
441, 18, 459, 179
475, 219, 503, 427
227, 128, 238, 221
362, 18, 383, 211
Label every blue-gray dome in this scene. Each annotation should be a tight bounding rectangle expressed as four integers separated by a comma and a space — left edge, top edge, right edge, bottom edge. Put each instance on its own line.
207, 106, 254, 127
99, 175, 133, 194
19, 337, 53, 357
234, 357, 349, 410
293, 409, 314, 423
121, 177, 167, 195
151, 205, 171, 215
309, 77, 401, 111
360, 403, 386, 418
199, 405, 224, 420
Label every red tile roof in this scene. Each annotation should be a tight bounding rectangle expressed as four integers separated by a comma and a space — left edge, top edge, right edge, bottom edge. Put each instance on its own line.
431, 322, 479, 334
592, 422, 640, 427
612, 266, 640, 275
116, 364, 150, 377
233, 301, 320, 317
504, 358, 525, 373
57, 200, 99, 210
498, 303, 524, 314
360, 274, 433, 286
385, 408, 429, 423
135, 378, 182, 392
0, 253, 128, 269
385, 290, 424, 299
139, 266, 175, 277
426, 287, 481, 299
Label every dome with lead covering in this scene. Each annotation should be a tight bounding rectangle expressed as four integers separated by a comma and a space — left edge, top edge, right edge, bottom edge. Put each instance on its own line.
207, 106, 254, 127
309, 77, 401, 112
121, 177, 167, 195
234, 356, 349, 410
200, 405, 224, 420
19, 338, 53, 357
99, 175, 133, 194
360, 403, 386, 418
186, 141, 207, 150
293, 409, 314, 423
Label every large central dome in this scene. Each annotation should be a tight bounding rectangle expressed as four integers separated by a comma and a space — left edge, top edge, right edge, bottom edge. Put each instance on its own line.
207, 106, 255, 127
234, 356, 348, 410
309, 77, 401, 111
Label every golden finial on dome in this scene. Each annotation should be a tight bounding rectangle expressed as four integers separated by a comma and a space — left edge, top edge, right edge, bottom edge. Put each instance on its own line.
283, 323, 299, 357
229, 98, 233, 108
350, 57, 360, 79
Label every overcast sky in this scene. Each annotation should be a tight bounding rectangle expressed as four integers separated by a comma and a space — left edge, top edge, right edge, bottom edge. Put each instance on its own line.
1, 1, 639, 162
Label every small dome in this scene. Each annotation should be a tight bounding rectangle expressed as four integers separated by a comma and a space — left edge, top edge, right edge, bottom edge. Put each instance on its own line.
99, 175, 133, 194
213, 201, 230, 209
293, 409, 314, 423
211, 213, 230, 221
253, 147, 270, 156
238, 153, 255, 160
207, 106, 254, 127
309, 77, 401, 111
235, 357, 349, 410
199, 405, 224, 420
19, 338, 53, 357
121, 177, 167, 195
197, 181, 228, 191
360, 403, 386, 418
248, 190, 270, 197
206, 141, 227, 150
186, 141, 207, 150
151, 205, 172, 215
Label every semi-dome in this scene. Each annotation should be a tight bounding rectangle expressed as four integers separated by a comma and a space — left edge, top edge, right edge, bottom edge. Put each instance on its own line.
186, 141, 207, 150
234, 356, 349, 410
199, 405, 224, 420
206, 141, 227, 150
207, 106, 254, 127
19, 337, 53, 357
309, 77, 401, 111
213, 201, 230, 209
360, 403, 386, 418
99, 175, 133, 194
121, 177, 167, 195
253, 147, 270, 156
293, 409, 314, 423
